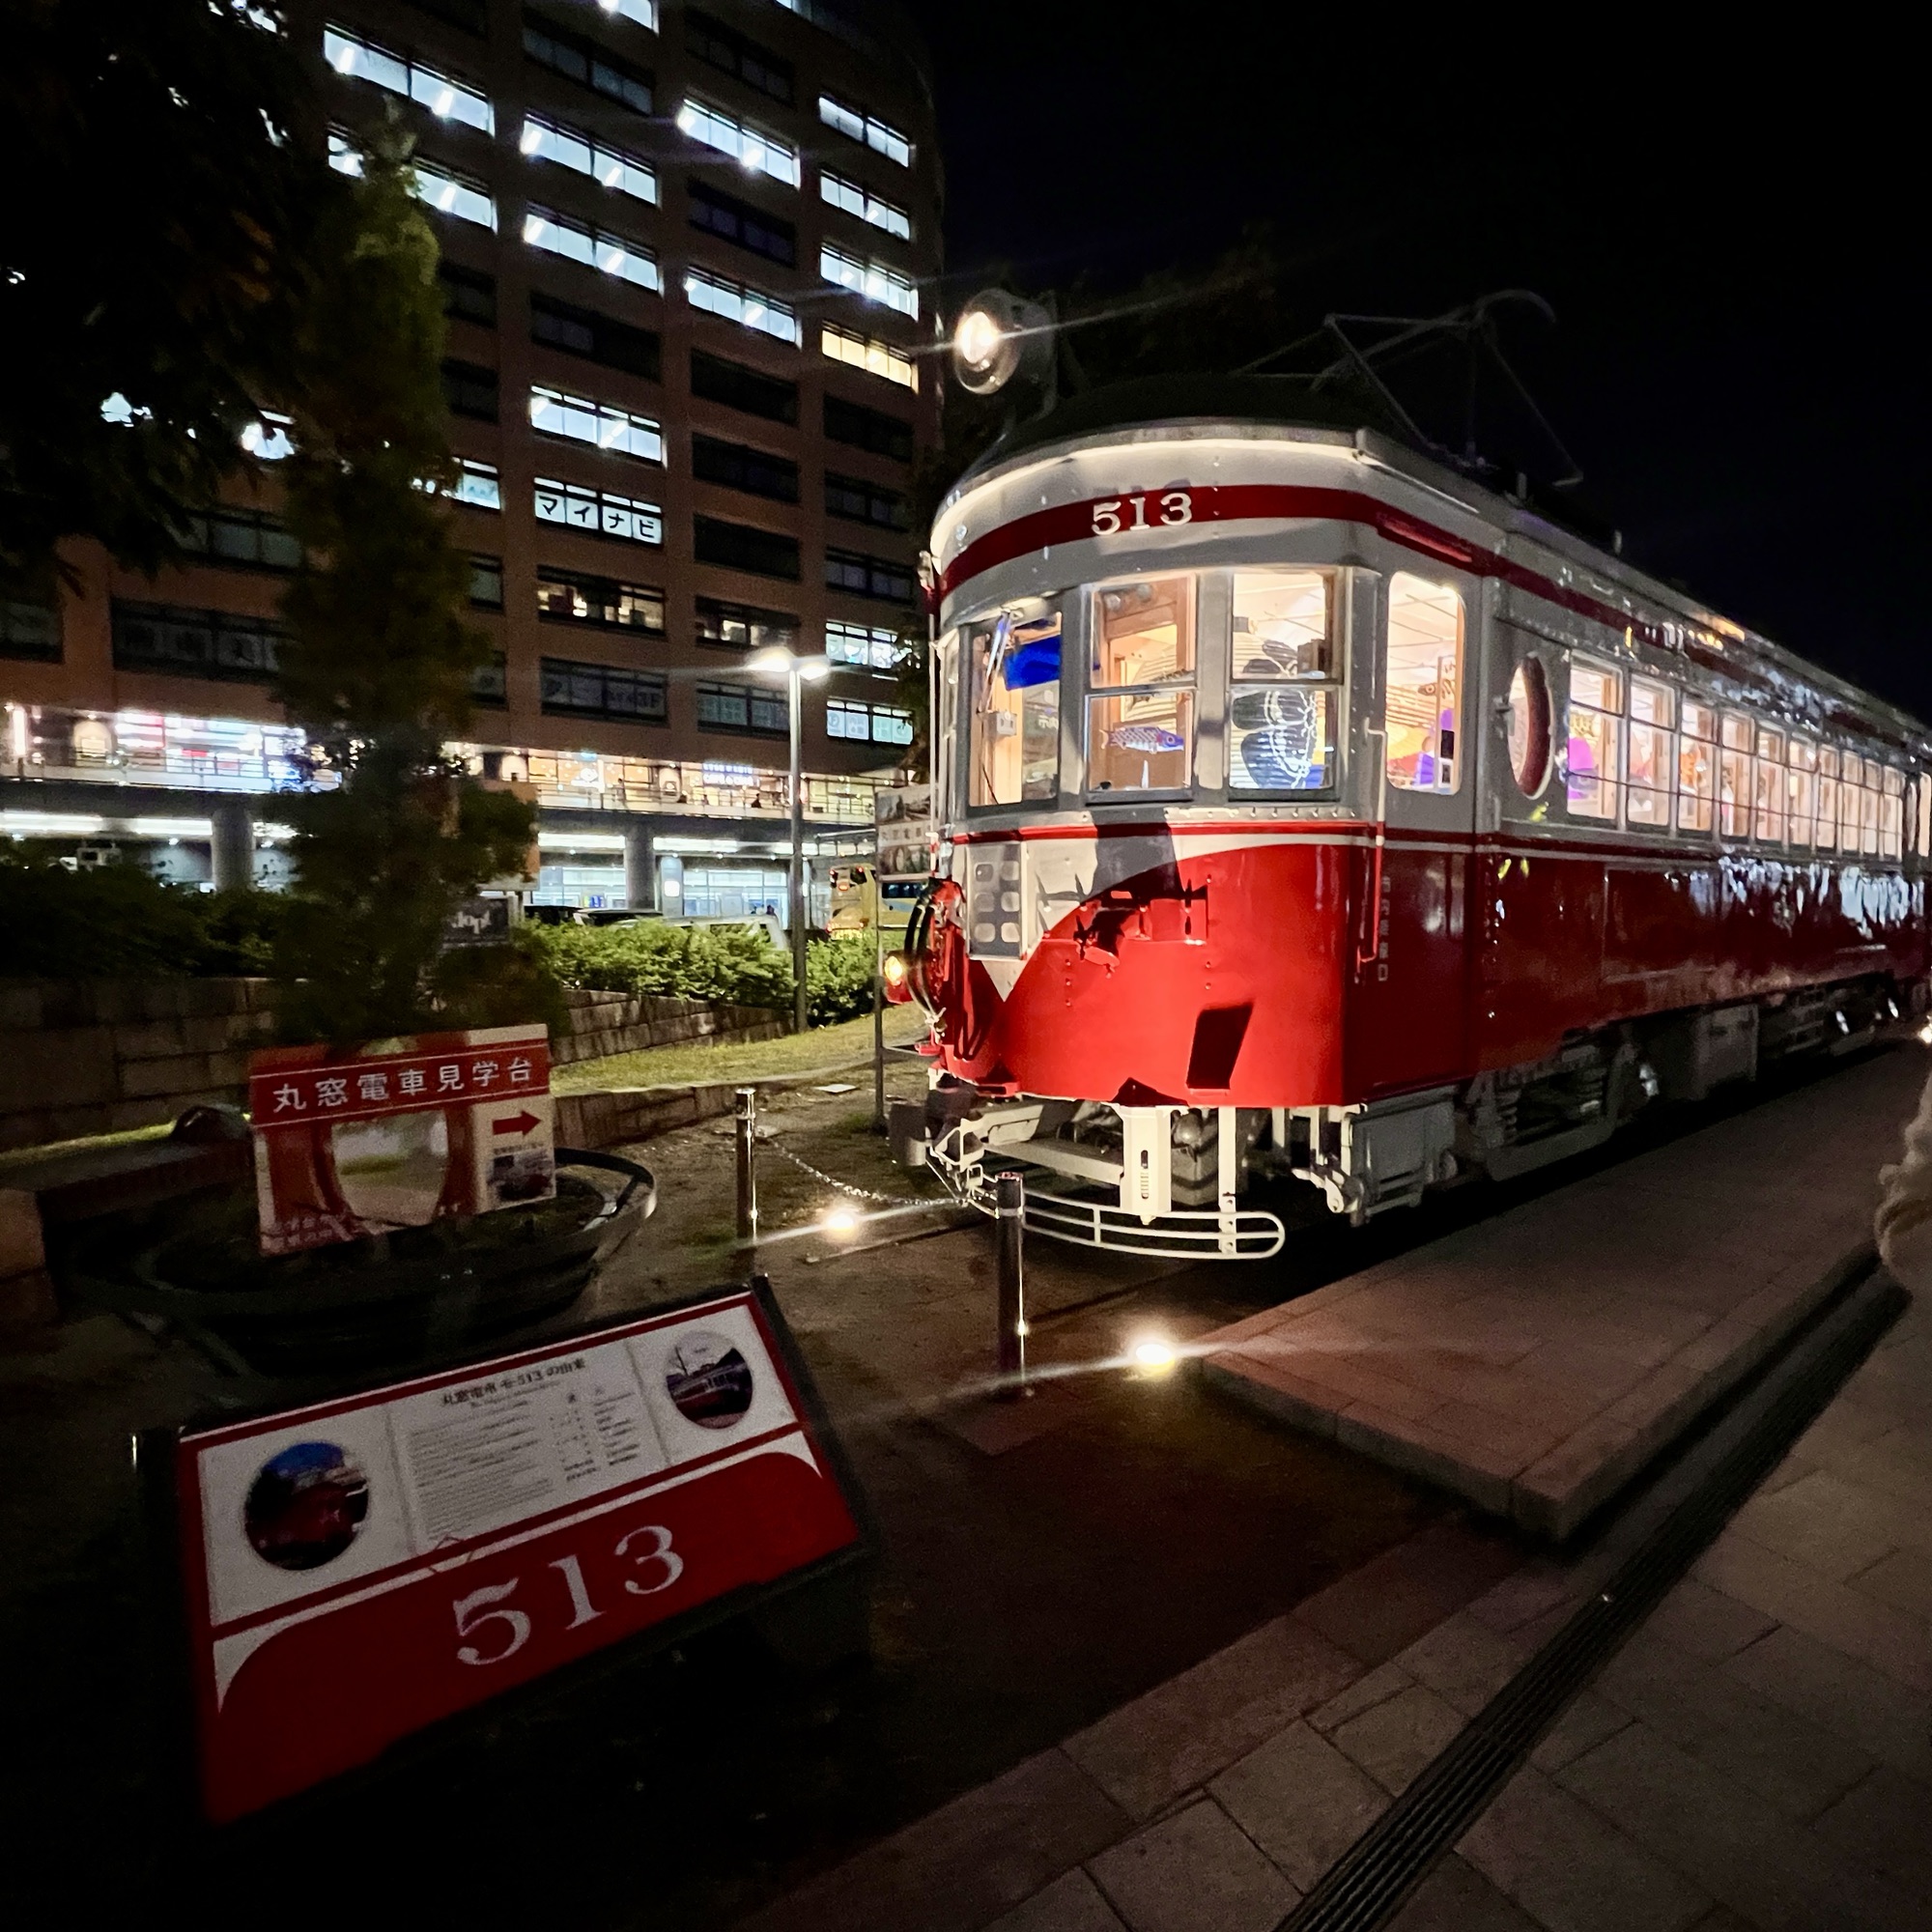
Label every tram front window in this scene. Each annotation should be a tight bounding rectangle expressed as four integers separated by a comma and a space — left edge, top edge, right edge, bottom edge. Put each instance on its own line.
1229, 569, 1336, 792
969, 608, 1062, 807
1088, 575, 1196, 792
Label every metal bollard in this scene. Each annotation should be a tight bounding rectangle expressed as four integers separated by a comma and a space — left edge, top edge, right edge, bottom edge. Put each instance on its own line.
995, 1169, 1028, 1397
734, 1086, 758, 1261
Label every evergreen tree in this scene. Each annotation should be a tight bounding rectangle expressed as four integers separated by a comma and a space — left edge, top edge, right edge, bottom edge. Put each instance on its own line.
271, 126, 543, 1043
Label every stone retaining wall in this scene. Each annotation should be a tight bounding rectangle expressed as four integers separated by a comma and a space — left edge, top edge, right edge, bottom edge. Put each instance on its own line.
0, 979, 276, 1152
557, 986, 789, 1065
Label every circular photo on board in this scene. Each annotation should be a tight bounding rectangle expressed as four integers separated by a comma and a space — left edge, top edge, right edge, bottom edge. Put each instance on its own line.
243, 1441, 369, 1571
664, 1331, 755, 1430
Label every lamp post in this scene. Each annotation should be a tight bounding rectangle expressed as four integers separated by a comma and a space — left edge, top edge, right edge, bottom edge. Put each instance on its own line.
747, 649, 829, 1034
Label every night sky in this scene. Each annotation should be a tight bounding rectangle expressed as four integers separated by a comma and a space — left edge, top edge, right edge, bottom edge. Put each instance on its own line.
903, 7, 1927, 719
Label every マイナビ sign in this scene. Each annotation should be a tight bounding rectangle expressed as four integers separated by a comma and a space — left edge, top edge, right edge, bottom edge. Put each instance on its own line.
247, 1025, 555, 1255
169, 1285, 865, 1822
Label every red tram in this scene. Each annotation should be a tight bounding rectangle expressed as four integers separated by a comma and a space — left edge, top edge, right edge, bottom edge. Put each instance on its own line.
888, 385, 1932, 1256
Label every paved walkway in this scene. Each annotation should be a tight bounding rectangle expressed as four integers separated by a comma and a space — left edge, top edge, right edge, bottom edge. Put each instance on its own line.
740, 1059, 1932, 1932
1201, 1049, 1924, 1537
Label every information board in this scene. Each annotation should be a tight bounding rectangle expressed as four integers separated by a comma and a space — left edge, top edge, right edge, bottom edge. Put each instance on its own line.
248, 1024, 555, 1255
171, 1285, 864, 1822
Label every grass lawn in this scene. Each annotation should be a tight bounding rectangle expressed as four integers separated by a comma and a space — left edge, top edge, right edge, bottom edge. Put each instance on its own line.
553, 1002, 928, 1093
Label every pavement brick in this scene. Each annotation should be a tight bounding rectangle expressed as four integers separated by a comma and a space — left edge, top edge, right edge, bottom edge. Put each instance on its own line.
1640, 1578, 1776, 1662
1330, 1683, 1465, 1797
1810, 1766, 1932, 1907
1726, 1468, 1915, 1580
1086, 1801, 1296, 1932
1062, 1616, 1361, 1822
1719, 1625, 1932, 1785
1528, 1689, 1632, 1773
737, 1747, 1128, 1932
1556, 1719, 1924, 1932
1593, 1629, 1875, 1820
1305, 1661, 1413, 1735
1395, 1609, 1533, 1718
1208, 1719, 1389, 1894
1293, 1520, 1523, 1667
1382, 1854, 1542, 1931
1691, 1529, 1932, 1692
1848, 1545, 1932, 1619
1458, 1763, 1711, 1932
983, 1870, 1127, 1932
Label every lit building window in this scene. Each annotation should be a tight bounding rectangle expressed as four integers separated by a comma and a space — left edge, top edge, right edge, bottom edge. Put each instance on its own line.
684, 267, 799, 345
536, 567, 666, 632
818, 94, 911, 166
590, 0, 657, 25
819, 242, 918, 318
330, 131, 498, 230
448, 459, 502, 510
819, 170, 911, 241
540, 658, 668, 722
524, 204, 660, 291
696, 597, 797, 651
828, 697, 913, 745
325, 24, 495, 134
820, 325, 916, 389
519, 114, 657, 204
675, 98, 799, 186
534, 477, 663, 545
241, 412, 295, 461
696, 680, 788, 734
826, 548, 915, 604
529, 385, 664, 463
826, 620, 906, 668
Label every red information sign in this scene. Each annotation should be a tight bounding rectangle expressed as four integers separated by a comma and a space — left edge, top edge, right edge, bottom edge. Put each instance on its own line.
171, 1287, 864, 1822
248, 1026, 555, 1255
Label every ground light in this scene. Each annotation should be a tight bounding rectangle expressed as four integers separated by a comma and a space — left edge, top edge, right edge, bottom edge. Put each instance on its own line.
820, 1204, 862, 1238
1128, 1333, 1180, 1377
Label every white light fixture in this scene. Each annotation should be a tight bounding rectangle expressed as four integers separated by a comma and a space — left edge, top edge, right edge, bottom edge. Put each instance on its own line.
1128, 1333, 1179, 1376
951, 288, 1049, 396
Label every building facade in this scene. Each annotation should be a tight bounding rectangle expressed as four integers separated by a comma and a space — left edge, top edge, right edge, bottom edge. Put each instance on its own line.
1, 0, 940, 917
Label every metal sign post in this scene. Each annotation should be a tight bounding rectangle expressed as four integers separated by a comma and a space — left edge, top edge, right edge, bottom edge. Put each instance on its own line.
995, 1170, 1027, 1398
734, 1086, 758, 1258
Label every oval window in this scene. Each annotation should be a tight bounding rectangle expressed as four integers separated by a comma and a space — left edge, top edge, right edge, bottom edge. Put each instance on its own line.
1508, 656, 1553, 796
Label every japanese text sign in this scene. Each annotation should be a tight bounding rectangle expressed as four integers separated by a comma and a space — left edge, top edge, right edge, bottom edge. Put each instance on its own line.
171, 1286, 865, 1822
248, 1026, 555, 1256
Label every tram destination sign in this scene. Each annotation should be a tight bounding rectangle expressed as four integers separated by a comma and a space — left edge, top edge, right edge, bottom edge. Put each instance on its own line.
166, 1284, 866, 1822
247, 1025, 555, 1255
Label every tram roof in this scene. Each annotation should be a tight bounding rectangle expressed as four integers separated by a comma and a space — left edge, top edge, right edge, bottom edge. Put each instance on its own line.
949, 377, 1930, 751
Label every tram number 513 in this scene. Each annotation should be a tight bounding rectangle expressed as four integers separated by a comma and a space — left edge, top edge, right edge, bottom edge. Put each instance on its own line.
1092, 490, 1193, 536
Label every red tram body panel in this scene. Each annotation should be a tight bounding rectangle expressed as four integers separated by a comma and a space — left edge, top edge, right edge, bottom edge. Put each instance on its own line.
893, 397, 1930, 1255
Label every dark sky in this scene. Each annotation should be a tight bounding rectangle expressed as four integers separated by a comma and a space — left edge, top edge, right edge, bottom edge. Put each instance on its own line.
902, 6, 1929, 719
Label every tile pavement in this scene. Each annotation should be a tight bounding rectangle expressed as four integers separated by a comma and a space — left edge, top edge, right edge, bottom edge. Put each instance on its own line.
739, 1058, 1932, 1932
1200, 1049, 1925, 1536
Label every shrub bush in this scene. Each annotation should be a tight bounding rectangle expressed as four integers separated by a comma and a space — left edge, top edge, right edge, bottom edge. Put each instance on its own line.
0, 852, 290, 978
523, 920, 878, 1028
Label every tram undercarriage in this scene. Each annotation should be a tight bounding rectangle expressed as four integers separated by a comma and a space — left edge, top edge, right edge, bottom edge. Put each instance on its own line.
890, 977, 1914, 1260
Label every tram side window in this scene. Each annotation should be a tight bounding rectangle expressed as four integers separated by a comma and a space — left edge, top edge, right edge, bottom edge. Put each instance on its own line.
1788, 739, 1817, 848
1861, 758, 1882, 856
968, 606, 1062, 807
1566, 661, 1622, 820
1228, 570, 1335, 792
1882, 767, 1904, 861
1918, 771, 1932, 856
1838, 753, 1864, 852
1754, 727, 1787, 844
1719, 714, 1752, 838
1626, 678, 1673, 827
1384, 574, 1463, 792
1087, 575, 1195, 793
1816, 746, 1839, 852
1678, 700, 1716, 833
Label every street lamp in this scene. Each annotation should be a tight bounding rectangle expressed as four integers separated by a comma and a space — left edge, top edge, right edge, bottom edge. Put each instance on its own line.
747, 647, 830, 1033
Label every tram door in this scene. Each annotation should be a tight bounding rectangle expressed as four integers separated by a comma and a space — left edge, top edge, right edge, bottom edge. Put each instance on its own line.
1348, 567, 1479, 1094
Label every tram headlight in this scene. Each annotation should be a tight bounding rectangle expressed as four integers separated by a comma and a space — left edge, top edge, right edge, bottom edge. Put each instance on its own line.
952, 288, 1036, 396
882, 951, 913, 1003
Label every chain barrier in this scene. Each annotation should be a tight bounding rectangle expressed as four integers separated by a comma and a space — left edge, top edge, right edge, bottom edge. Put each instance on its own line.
757, 1132, 924, 1207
